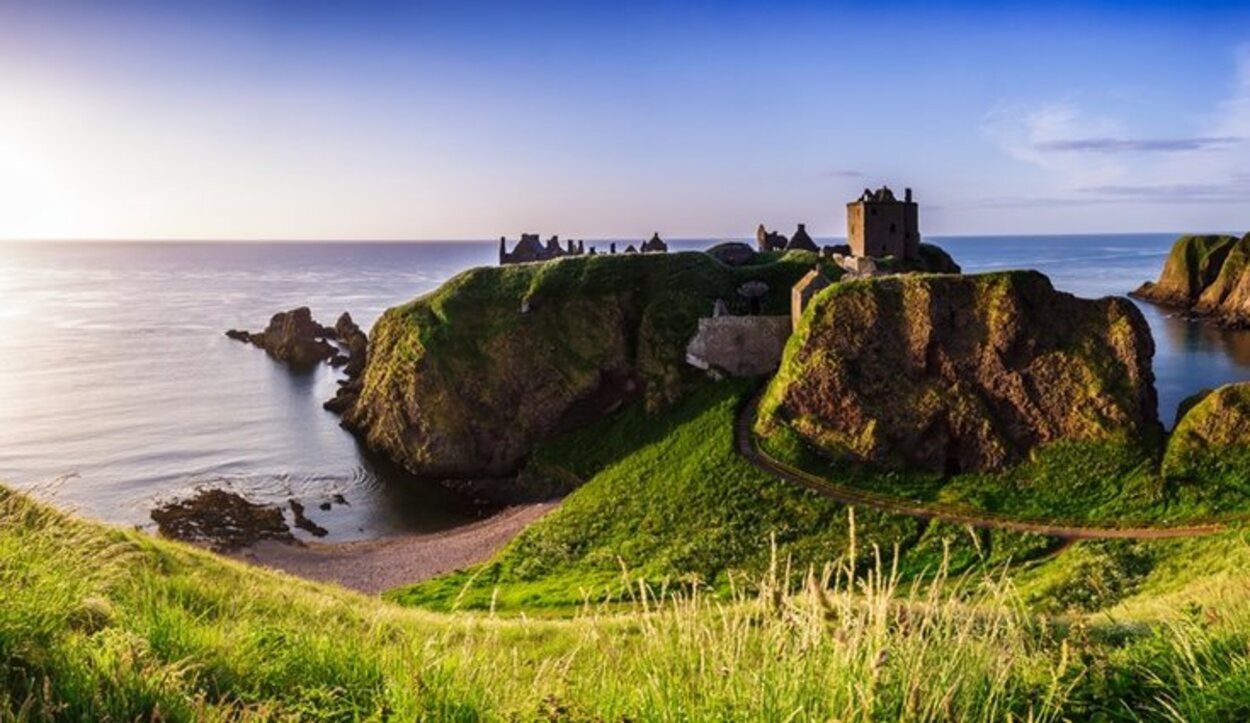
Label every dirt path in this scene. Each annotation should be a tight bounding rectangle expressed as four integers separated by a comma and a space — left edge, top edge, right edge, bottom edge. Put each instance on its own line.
233, 501, 557, 594
737, 397, 1228, 540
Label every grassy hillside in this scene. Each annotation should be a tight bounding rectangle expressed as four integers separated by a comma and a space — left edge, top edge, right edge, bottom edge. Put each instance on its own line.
389, 381, 1057, 612
9, 483, 1250, 719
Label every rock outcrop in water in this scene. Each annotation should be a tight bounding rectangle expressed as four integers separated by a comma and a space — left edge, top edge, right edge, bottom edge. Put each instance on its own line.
323, 312, 369, 415
227, 308, 370, 407
151, 489, 296, 551
757, 270, 1159, 474
1132, 233, 1250, 326
226, 307, 337, 369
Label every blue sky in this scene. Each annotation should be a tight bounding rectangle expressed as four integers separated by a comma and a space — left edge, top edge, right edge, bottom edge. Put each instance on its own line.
1, 0, 1248, 239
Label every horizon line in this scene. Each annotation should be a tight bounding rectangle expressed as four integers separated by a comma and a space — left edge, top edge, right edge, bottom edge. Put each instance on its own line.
0, 231, 1208, 244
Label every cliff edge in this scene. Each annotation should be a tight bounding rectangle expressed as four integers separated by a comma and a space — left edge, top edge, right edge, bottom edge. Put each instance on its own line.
341, 251, 827, 481
757, 271, 1160, 474
1133, 233, 1250, 326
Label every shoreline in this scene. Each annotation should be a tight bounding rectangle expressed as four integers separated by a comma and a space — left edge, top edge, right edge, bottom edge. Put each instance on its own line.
230, 500, 558, 594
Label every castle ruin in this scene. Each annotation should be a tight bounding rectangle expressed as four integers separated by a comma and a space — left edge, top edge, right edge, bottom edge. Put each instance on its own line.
846, 186, 919, 260
499, 233, 666, 265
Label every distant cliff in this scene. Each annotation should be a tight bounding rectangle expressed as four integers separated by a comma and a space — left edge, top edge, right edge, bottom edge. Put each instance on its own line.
756, 271, 1160, 474
1133, 233, 1250, 326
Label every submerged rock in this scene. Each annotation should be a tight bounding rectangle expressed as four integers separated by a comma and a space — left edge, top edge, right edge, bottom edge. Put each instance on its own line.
288, 499, 328, 537
757, 270, 1159, 474
150, 489, 295, 551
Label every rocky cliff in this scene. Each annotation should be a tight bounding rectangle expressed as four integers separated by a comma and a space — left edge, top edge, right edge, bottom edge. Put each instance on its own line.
1132, 233, 1250, 325
757, 271, 1159, 474
341, 251, 829, 480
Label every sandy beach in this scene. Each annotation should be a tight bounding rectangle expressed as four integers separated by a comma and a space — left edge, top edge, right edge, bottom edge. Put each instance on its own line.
232, 501, 557, 594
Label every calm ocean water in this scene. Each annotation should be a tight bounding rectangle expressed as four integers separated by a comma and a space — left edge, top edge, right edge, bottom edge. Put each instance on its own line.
1, 235, 1246, 540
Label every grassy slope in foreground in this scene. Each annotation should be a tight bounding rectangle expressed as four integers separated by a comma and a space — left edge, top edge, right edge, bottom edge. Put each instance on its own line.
9, 484, 1250, 719
389, 381, 1056, 612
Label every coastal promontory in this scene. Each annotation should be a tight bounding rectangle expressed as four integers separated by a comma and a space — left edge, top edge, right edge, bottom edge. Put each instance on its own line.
340, 250, 830, 481
1133, 233, 1250, 326
757, 270, 1160, 473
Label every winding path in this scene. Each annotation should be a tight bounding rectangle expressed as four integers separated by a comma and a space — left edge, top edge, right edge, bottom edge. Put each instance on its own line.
736, 396, 1230, 540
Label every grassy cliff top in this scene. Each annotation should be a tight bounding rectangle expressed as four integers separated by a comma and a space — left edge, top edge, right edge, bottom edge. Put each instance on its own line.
342, 249, 844, 479
1134, 233, 1241, 306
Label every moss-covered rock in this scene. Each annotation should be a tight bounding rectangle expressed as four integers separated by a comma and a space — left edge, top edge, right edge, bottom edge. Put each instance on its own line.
757, 270, 1160, 473
343, 250, 835, 480
1132, 234, 1240, 308
1163, 382, 1250, 480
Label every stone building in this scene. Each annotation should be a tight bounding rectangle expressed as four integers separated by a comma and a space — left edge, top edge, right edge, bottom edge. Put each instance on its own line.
756, 224, 788, 252
846, 186, 919, 259
787, 224, 818, 252
641, 232, 668, 253
790, 268, 831, 330
499, 232, 667, 265
499, 234, 587, 265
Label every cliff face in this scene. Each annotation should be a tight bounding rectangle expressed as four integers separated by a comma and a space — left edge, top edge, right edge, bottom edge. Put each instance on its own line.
757, 271, 1159, 474
1132, 234, 1250, 325
1163, 383, 1250, 480
342, 251, 828, 480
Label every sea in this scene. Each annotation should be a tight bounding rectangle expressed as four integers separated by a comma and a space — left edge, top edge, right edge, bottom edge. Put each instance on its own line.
1, 235, 1246, 541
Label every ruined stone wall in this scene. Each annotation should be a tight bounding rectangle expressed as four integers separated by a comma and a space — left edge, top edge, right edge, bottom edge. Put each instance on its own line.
685, 315, 792, 377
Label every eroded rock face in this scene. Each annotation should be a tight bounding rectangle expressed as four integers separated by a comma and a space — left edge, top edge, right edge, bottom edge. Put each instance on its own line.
1163, 382, 1250, 479
1132, 234, 1250, 325
323, 312, 369, 414
341, 253, 817, 479
757, 271, 1159, 473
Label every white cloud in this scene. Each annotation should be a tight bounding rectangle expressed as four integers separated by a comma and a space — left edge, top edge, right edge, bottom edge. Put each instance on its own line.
980, 46, 1250, 209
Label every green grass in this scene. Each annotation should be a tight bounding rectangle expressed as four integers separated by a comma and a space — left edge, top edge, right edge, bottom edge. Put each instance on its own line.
12, 483, 1250, 719
389, 381, 1056, 612
757, 419, 1250, 527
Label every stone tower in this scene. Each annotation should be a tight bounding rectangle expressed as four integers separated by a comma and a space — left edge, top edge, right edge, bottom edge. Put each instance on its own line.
846, 186, 919, 259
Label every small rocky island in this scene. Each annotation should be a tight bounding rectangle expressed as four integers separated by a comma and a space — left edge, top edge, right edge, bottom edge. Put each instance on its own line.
1132, 233, 1250, 326
226, 306, 369, 412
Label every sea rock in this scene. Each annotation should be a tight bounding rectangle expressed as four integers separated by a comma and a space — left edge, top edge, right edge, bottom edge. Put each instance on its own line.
232, 307, 338, 369
335, 312, 368, 377
150, 489, 295, 551
1132, 234, 1241, 311
756, 270, 1159, 474
707, 242, 757, 267
342, 252, 818, 479
288, 499, 328, 537
1163, 382, 1250, 480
